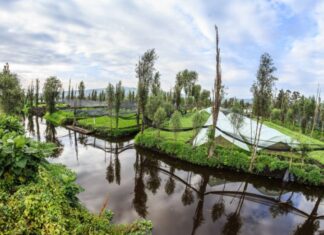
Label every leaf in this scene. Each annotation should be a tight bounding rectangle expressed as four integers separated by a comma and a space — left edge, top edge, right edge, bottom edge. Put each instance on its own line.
14, 136, 26, 148
15, 158, 27, 168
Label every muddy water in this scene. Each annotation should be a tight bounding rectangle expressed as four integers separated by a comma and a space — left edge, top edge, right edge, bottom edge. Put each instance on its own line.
25, 116, 324, 235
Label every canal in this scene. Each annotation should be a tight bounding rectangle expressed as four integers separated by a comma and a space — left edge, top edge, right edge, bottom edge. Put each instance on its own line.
25, 116, 324, 235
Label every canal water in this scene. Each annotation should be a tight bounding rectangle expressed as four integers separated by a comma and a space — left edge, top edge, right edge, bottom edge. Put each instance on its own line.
25, 116, 324, 235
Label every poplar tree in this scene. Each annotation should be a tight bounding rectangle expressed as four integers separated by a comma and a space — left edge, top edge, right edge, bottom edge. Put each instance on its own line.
171, 111, 182, 140
43, 76, 62, 114
67, 79, 71, 100
136, 49, 158, 133
153, 107, 166, 137
106, 83, 115, 129
249, 53, 277, 172
35, 78, 40, 107
115, 81, 124, 129
78, 81, 85, 100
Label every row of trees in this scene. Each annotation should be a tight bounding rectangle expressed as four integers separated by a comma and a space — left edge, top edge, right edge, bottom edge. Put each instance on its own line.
272, 88, 323, 136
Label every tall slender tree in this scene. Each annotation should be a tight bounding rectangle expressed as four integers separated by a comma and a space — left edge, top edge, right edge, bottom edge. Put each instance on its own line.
310, 84, 321, 136
43, 76, 62, 114
136, 49, 158, 133
78, 81, 85, 100
35, 78, 40, 107
106, 83, 115, 130
115, 81, 125, 129
67, 79, 71, 100
249, 53, 277, 172
208, 25, 223, 158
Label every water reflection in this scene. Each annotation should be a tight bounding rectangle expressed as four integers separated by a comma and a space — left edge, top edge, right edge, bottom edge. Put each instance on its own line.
24, 117, 324, 235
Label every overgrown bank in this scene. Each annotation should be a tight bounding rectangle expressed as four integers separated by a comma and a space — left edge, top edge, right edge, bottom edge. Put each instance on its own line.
44, 110, 140, 138
135, 129, 323, 186
0, 115, 152, 234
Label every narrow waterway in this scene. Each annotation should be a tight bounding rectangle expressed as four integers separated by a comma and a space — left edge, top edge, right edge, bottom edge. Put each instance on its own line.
25, 116, 324, 235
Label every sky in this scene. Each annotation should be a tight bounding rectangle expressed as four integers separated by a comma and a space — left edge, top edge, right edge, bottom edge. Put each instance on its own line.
0, 0, 323, 98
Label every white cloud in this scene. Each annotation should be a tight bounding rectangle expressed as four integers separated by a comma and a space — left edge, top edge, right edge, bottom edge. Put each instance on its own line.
0, 0, 319, 98
279, 1, 324, 94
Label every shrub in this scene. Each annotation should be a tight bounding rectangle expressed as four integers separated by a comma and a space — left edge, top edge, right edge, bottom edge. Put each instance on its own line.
0, 134, 55, 186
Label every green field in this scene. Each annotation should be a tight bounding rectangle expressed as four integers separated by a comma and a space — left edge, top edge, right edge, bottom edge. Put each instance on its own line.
264, 121, 324, 164
78, 114, 138, 129
44, 110, 74, 126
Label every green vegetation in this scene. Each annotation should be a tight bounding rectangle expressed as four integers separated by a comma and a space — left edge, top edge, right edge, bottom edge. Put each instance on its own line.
264, 121, 324, 164
44, 110, 74, 126
43, 76, 62, 114
135, 109, 323, 186
0, 115, 152, 234
77, 114, 139, 137
0, 63, 24, 114
135, 130, 323, 186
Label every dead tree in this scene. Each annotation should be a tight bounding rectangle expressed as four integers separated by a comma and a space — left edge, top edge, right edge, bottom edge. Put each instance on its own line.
208, 25, 222, 158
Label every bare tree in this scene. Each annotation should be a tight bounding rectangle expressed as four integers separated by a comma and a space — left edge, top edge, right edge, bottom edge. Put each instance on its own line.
208, 25, 222, 158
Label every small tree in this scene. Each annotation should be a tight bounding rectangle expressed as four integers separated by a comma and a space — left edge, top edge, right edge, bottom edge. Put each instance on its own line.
106, 83, 115, 129
78, 81, 85, 100
35, 79, 40, 107
171, 111, 182, 140
43, 76, 62, 114
249, 53, 277, 172
0, 63, 23, 114
229, 102, 244, 150
192, 111, 205, 140
115, 81, 124, 129
136, 49, 158, 133
153, 107, 166, 137
146, 95, 163, 120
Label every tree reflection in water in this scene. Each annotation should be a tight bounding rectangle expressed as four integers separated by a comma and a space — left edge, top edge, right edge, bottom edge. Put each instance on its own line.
106, 142, 115, 184
25, 117, 323, 235
294, 193, 322, 235
115, 142, 121, 185
133, 152, 148, 218
45, 121, 63, 157
145, 158, 161, 194
182, 172, 194, 206
35, 116, 40, 141
211, 182, 226, 222
222, 182, 247, 235
164, 166, 176, 195
27, 115, 35, 136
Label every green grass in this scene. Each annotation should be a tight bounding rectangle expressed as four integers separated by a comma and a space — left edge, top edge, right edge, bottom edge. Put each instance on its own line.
44, 110, 74, 126
156, 111, 210, 143
264, 121, 324, 165
78, 114, 138, 129
135, 131, 323, 186
77, 114, 140, 137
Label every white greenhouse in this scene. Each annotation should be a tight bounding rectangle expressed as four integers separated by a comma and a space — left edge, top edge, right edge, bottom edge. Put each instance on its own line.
193, 108, 299, 152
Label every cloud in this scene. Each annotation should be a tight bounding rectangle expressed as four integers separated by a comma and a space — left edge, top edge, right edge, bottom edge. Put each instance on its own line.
279, 1, 324, 94
0, 0, 320, 98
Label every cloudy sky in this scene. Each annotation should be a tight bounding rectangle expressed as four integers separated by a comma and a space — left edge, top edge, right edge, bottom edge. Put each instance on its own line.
0, 0, 323, 98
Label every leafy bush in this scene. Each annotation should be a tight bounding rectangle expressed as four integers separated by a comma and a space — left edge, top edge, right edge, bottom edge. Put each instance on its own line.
289, 164, 322, 186
0, 134, 55, 186
0, 114, 153, 234
0, 115, 24, 137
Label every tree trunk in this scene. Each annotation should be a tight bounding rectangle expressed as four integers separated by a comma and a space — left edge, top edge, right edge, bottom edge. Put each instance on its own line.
208, 25, 222, 158
141, 105, 145, 134
249, 117, 262, 172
